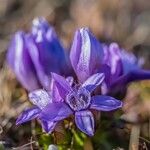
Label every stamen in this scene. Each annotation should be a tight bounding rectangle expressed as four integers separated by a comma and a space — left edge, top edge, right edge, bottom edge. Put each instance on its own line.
66, 87, 91, 111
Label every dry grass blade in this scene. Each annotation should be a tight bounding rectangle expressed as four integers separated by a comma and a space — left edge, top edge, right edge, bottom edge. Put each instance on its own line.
129, 125, 140, 150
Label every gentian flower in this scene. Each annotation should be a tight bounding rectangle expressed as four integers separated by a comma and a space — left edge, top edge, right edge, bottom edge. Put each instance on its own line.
39, 73, 122, 136
7, 17, 68, 91
103, 43, 150, 94
15, 25, 123, 136
70, 28, 150, 95
16, 89, 57, 133
70, 28, 104, 83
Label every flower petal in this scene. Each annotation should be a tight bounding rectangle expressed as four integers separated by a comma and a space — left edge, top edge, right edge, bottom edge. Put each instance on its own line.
7, 31, 41, 91
70, 28, 103, 82
82, 73, 105, 92
40, 102, 73, 122
27, 19, 68, 90
51, 78, 64, 102
103, 43, 123, 83
26, 35, 52, 90
32, 17, 49, 36
40, 120, 57, 133
29, 89, 52, 109
32, 18, 68, 75
109, 69, 150, 94
16, 106, 41, 125
90, 95, 122, 111
75, 110, 94, 136
51, 73, 72, 99
119, 70, 150, 83
120, 50, 141, 74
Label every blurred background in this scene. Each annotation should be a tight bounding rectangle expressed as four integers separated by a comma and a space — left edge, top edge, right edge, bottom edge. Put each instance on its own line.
0, 0, 150, 149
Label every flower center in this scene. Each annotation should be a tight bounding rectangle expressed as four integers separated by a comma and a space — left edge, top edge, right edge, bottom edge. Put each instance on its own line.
66, 88, 91, 111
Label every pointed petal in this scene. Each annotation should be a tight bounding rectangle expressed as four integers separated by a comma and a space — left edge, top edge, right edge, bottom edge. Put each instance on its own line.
7, 31, 41, 91
26, 35, 52, 90
40, 120, 57, 133
27, 19, 68, 90
70, 29, 82, 73
82, 73, 105, 92
70, 28, 103, 82
103, 43, 123, 83
51, 78, 64, 102
109, 43, 123, 78
51, 73, 72, 99
45, 28, 70, 75
90, 95, 122, 111
40, 102, 73, 122
16, 107, 41, 125
29, 89, 52, 109
32, 18, 68, 75
75, 110, 94, 136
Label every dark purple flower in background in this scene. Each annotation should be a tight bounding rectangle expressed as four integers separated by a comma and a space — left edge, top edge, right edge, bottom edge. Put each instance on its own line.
7, 17, 68, 91
102, 43, 150, 94
39, 73, 122, 136
16, 89, 57, 133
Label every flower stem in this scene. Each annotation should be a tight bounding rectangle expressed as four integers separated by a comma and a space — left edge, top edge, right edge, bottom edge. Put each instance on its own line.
129, 124, 140, 150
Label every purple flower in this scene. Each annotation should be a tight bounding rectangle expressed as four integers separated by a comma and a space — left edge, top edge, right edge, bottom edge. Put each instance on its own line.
16, 89, 57, 133
70, 28, 150, 95
70, 28, 104, 83
39, 73, 122, 136
7, 17, 68, 91
103, 43, 150, 94
15, 26, 123, 136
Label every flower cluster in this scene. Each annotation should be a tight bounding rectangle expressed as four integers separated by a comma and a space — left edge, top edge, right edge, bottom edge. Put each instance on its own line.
7, 17, 150, 136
